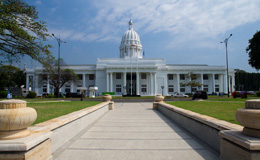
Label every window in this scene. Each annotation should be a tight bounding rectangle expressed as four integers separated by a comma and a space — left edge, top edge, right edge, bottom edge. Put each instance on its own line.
116, 73, 121, 79
141, 73, 146, 79
168, 74, 173, 80
203, 85, 208, 92
42, 85, 47, 93
89, 74, 95, 80
191, 74, 197, 80
116, 85, 121, 92
180, 74, 185, 80
192, 87, 197, 92
141, 85, 147, 92
215, 74, 219, 80
180, 88, 185, 92
203, 74, 208, 80
77, 74, 83, 80
65, 84, 70, 93
168, 85, 174, 92
215, 85, 219, 92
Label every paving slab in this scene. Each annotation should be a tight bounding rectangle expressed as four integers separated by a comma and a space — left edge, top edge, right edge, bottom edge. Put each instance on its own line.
54, 102, 219, 160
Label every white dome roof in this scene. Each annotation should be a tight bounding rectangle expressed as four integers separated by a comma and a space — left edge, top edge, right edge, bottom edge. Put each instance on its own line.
119, 19, 143, 58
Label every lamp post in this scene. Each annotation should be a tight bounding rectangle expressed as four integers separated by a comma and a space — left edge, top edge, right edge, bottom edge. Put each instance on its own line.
161, 86, 164, 96
52, 33, 66, 98
221, 34, 232, 97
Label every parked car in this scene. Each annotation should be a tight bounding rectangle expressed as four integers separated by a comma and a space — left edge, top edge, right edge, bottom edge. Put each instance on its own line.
172, 92, 189, 98
66, 92, 82, 98
232, 91, 247, 98
192, 90, 208, 100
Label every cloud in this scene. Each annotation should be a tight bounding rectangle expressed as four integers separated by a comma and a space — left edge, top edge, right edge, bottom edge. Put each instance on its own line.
49, 0, 260, 47
85, 0, 260, 44
35, 0, 41, 5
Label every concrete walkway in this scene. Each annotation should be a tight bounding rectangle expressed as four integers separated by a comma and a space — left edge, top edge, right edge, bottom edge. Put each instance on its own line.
53, 103, 219, 160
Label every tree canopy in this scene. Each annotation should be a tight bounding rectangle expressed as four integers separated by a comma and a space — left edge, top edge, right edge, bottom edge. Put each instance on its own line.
246, 30, 260, 71
42, 59, 78, 97
180, 72, 202, 93
0, 65, 25, 90
0, 0, 52, 65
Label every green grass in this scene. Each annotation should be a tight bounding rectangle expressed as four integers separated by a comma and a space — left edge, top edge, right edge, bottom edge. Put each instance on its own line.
27, 101, 101, 125
166, 101, 244, 125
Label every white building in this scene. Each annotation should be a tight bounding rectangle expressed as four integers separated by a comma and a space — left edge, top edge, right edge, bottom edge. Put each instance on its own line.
26, 20, 235, 96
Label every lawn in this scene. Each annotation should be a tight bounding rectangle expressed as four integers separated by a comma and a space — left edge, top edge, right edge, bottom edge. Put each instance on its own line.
27, 101, 101, 125
166, 101, 245, 125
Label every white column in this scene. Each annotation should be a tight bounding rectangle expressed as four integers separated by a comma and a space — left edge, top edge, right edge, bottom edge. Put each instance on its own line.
123, 72, 126, 95
164, 75, 168, 95
26, 75, 30, 91
212, 74, 215, 93
200, 74, 204, 90
110, 72, 113, 92
82, 74, 86, 87
136, 72, 139, 95
176, 74, 180, 93
106, 73, 109, 92
47, 75, 50, 94
154, 72, 157, 95
232, 75, 235, 93
70, 83, 74, 92
34, 74, 39, 94
224, 74, 227, 93
150, 72, 153, 95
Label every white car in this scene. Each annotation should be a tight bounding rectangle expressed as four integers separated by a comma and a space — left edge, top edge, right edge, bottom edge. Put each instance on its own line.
172, 92, 189, 98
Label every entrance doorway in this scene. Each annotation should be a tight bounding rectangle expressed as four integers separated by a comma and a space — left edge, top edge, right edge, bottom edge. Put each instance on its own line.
126, 73, 136, 95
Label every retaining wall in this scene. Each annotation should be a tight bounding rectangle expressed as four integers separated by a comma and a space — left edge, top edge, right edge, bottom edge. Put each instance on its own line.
157, 102, 243, 152
29, 101, 110, 152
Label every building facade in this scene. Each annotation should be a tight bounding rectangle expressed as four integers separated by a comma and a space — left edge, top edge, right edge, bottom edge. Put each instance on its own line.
26, 20, 235, 96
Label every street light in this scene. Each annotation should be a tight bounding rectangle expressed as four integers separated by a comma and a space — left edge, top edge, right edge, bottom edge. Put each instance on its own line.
220, 34, 232, 97
52, 33, 66, 98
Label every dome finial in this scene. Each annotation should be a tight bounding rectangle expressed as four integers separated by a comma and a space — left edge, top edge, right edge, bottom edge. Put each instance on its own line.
129, 19, 133, 30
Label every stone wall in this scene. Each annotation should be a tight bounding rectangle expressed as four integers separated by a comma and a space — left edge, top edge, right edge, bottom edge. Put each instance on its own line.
156, 102, 242, 152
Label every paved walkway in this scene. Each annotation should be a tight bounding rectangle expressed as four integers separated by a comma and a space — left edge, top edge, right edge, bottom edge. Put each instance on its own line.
54, 103, 219, 160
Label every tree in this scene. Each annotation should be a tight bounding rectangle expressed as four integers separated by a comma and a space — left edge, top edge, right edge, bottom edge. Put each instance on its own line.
42, 59, 78, 97
0, 65, 25, 90
180, 72, 202, 93
0, 0, 53, 65
246, 30, 260, 71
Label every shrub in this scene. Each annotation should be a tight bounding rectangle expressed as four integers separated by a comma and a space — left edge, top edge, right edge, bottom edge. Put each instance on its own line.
26, 91, 37, 98
47, 94, 55, 98
256, 91, 260, 97
0, 91, 8, 98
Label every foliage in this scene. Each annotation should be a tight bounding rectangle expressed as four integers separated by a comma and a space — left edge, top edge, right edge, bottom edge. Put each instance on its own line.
26, 91, 36, 98
0, 65, 25, 90
46, 94, 54, 98
0, 90, 8, 98
235, 69, 260, 91
166, 101, 244, 125
27, 101, 101, 125
246, 31, 260, 71
42, 59, 78, 97
180, 72, 202, 93
257, 91, 260, 97
0, 0, 53, 65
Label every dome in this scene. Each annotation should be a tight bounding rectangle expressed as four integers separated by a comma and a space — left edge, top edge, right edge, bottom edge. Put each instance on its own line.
119, 19, 143, 58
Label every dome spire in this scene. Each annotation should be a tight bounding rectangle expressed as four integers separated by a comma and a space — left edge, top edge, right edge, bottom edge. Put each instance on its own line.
129, 19, 133, 30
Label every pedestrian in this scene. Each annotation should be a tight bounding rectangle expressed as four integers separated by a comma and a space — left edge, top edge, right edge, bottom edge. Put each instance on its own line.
7, 92, 10, 99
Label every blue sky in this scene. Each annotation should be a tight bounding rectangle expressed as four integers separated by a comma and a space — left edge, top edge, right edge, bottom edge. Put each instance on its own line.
22, 0, 260, 72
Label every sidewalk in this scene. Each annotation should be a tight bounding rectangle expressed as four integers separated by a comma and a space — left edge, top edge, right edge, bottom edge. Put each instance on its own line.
53, 102, 219, 160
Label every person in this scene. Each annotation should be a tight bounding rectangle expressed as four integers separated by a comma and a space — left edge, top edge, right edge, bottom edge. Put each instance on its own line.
7, 92, 10, 99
